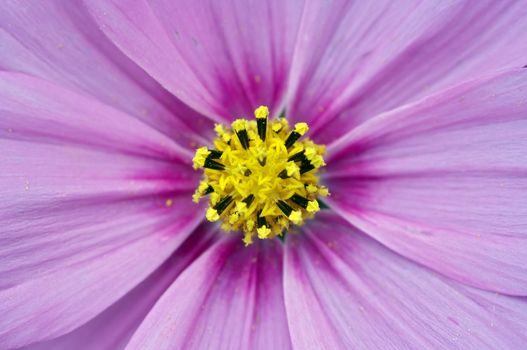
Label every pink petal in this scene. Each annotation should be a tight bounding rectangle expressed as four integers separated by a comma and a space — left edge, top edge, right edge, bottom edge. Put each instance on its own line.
0, 71, 202, 289
0, 195, 202, 349
125, 238, 292, 350
0, 71, 192, 162
21, 224, 218, 350
284, 213, 527, 349
85, 0, 303, 120
326, 68, 527, 295
286, 1, 527, 143
2, 151, 199, 297
0, 72, 205, 347
0, 0, 212, 148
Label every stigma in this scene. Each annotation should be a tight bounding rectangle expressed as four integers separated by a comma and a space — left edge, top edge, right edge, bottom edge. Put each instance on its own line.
192, 106, 329, 245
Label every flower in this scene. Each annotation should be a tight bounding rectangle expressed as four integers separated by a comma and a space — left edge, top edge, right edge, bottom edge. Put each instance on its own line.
1, 1, 527, 349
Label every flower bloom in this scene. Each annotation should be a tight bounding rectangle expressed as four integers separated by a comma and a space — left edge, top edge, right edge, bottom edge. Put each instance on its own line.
1, 1, 527, 349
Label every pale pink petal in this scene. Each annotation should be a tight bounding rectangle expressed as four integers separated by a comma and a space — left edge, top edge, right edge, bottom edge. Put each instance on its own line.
0, 71, 201, 288
85, 0, 303, 121
286, 0, 527, 143
0, 193, 202, 349
284, 213, 527, 349
21, 224, 218, 350
0, 0, 213, 148
0, 179, 199, 287
0, 71, 205, 347
125, 238, 292, 350
0, 71, 193, 161
326, 68, 527, 295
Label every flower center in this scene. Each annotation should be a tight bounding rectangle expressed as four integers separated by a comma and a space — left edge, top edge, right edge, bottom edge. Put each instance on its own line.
192, 106, 329, 245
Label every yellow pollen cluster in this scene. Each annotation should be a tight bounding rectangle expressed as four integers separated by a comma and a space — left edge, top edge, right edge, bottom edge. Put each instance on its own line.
192, 106, 329, 245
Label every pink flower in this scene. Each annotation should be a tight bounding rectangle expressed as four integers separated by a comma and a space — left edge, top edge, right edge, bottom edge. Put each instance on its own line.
1, 1, 527, 349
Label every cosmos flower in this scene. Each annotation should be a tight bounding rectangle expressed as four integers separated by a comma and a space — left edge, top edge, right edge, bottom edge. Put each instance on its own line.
1, 0, 527, 349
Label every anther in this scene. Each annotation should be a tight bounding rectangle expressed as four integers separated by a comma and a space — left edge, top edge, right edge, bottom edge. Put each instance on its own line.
257, 225, 271, 238
284, 132, 300, 149
306, 184, 318, 193
243, 194, 255, 207
276, 200, 294, 216
257, 211, 268, 229
272, 122, 283, 133
290, 194, 309, 208
289, 210, 303, 225
288, 151, 307, 162
204, 158, 225, 171
208, 149, 223, 159
255, 105, 268, 141
306, 200, 320, 213
237, 129, 250, 149
192, 146, 211, 169
233, 119, 250, 149
299, 160, 315, 174
284, 123, 308, 148
214, 195, 234, 214
285, 162, 300, 178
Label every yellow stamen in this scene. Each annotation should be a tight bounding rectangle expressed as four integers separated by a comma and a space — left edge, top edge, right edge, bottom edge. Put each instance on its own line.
272, 122, 283, 132
318, 186, 330, 197
289, 210, 303, 225
198, 181, 209, 193
193, 106, 329, 245
307, 200, 320, 213
306, 184, 318, 193
254, 105, 269, 119
243, 232, 253, 246
311, 155, 326, 167
257, 225, 271, 239
232, 119, 247, 132
214, 124, 226, 136
285, 162, 300, 178
305, 146, 317, 160
192, 146, 210, 169
246, 219, 255, 232
294, 122, 309, 136
229, 213, 239, 224
206, 208, 220, 222
235, 201, 248, 214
